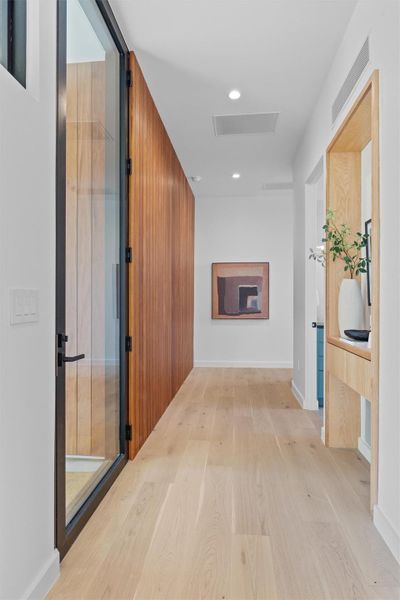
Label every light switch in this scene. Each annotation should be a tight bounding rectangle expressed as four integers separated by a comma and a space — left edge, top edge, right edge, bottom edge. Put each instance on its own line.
10, 289, 39, 325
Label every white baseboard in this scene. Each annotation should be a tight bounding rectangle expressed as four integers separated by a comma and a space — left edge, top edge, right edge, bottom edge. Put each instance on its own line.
23, 549, 60, 600
194, 360, 293, 368
303, 396, 319, 411
291, 380, 304, 408
357, 436, 371, 463
373, 505, 400, 564
320, 425, 325, 444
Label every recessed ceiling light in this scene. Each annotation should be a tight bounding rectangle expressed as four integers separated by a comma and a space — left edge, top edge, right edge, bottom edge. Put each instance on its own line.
232, 173, 241, 179
228, 89, 241, 100
190, 175, 202, 182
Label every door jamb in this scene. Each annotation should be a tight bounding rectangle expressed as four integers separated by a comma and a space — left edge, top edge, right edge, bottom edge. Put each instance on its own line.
55, 0, 130, 560
304, 157, 325, 415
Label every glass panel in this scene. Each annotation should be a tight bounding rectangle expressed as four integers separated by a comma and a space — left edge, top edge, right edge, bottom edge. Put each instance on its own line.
11, 0, 27, 87
0, 1, 8, 70
65, 0, 121, 525
0, 0, 27, 87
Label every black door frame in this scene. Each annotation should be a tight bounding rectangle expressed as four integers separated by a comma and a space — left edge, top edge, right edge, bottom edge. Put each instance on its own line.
56, 0, 130, 559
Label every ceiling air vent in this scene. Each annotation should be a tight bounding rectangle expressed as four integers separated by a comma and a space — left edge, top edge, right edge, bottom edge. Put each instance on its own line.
213, 112, 279, 136
332, 38, 369, 124
261, 182, 293, 191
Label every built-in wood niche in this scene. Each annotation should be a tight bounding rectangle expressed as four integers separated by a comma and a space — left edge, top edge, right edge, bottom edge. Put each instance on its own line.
325, 71, 379, 509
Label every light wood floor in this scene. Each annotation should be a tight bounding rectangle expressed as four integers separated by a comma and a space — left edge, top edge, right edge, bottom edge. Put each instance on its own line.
48, 368, 400, 600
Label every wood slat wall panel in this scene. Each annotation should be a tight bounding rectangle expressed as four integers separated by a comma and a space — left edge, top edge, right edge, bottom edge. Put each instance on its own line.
90, 61, 106, 457
172, 168, 195, 396
66, 61, 109, 458
129, 52, 194, 458
76, 62, 93, 456
66, 64, 78, 456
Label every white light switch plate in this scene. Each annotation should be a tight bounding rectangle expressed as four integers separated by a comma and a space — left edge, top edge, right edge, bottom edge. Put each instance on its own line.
10, 289, 39, 325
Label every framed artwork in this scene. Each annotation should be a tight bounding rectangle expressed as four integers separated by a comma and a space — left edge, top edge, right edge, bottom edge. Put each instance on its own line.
365, 219, 372, 306
212, 262, 269, 319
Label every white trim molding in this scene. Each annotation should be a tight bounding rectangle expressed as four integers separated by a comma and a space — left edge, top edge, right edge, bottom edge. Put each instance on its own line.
194, 360, 293, 369
303, 394, 319, 411
373, 505, 400, 564
358, 436, 371, 463
320, 425, 326, 444
23, 549, 60, 600
291, 380, 304, 407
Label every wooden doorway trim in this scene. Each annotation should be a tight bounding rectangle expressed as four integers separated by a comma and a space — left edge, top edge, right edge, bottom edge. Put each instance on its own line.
55, 0, 130, 558
325, 70, 380, 510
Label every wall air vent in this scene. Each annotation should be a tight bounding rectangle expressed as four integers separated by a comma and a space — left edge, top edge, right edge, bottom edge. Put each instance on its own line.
332, 38, 370, 124
213, 112, 279, 136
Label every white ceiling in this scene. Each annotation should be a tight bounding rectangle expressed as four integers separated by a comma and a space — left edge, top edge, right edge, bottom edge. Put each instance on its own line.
110, 0, 357, 197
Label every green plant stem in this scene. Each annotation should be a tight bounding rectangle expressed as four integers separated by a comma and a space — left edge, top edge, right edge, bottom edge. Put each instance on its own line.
330, 221, 357, 278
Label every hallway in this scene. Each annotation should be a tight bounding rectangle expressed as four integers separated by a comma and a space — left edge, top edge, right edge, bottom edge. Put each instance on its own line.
48, 369, 400, 600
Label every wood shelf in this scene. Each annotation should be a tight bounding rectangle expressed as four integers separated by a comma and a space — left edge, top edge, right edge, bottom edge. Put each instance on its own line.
326, 342, 372, 400
327, 336, 371, 361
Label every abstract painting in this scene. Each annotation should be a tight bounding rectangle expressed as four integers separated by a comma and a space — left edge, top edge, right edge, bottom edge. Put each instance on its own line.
212, 262, 269, 319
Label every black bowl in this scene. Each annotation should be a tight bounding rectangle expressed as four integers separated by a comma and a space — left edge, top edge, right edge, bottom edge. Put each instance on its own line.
344, 329, 370, 342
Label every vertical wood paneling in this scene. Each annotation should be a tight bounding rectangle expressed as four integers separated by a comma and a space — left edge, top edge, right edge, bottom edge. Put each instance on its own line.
172, 168, 195, 395
66, 64, 78, 455
66, 61, 108, 458
326, 152, 361, 339
76, 62, 93, 456
129, 52, 194, 458
90, 61, 106, 457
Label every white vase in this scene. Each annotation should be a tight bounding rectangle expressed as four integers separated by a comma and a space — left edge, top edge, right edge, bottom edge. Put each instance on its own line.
338, 279, 364, 338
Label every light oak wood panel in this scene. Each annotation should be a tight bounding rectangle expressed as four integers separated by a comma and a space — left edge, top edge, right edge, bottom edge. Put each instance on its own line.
90, 61, 106, 458
47, 369, 400, 600
326, 151, 361, 341
66, 61, 118, 459
326, 372, 361, 448
326, 342, 372, 399
329, 85, 372, 153
325, 72, 380, 508
128, 52, 194, 458
327, 335, 371, 361
65, 64, 78, 456
76, 62, 93, 456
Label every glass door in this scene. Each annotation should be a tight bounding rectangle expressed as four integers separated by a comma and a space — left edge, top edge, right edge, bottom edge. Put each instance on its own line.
56, 0, 129, 558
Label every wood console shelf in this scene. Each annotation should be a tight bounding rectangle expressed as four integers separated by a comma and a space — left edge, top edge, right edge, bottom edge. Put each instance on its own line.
326, 343, 372, 401
327, 336, 371, 361
325, 71, 380, 509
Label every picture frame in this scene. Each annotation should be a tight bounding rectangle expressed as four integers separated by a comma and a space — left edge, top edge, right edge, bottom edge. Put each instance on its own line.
211, 262, 269, 319
365, 218, 372, 306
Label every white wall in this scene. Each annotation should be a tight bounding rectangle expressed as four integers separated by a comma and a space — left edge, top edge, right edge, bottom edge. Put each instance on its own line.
293, 0, 400, 562
0, 1, 59, 598
195, 193, 293, 368
67, 0, 105, 64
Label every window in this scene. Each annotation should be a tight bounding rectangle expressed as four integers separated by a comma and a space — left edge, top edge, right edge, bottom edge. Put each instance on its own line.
0, 0, 27, 87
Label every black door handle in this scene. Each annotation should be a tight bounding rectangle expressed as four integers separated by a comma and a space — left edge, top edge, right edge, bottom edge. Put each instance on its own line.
57, 352, 85, 367
56, 333, 85, 372
63, 353, 85, 363
312, 322, 317, 328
